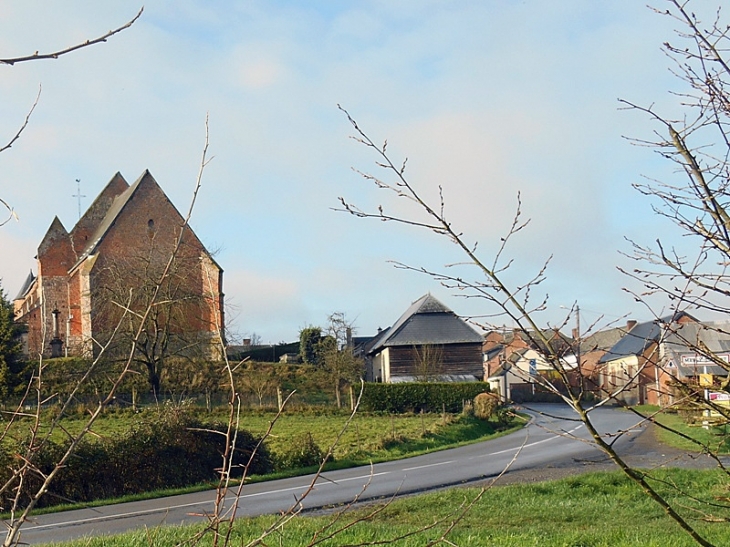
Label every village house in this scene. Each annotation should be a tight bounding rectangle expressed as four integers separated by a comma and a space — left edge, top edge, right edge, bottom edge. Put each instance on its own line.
661, 322, 730, 399
597, 312, 698, 405
13, 171, 224, 360
483, 329, 576, 401
577, 322, 634, 397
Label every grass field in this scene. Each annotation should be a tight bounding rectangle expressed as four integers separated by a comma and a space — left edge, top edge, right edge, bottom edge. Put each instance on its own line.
53, 406, 523, 466
632, 405, 730, 454
47, 469, 730, 547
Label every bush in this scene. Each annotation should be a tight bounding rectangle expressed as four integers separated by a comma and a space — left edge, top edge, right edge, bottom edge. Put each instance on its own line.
361, 382, 490, 413
473, 392, 500, 420
0, 406, 273, 508
274, 432, 326, 471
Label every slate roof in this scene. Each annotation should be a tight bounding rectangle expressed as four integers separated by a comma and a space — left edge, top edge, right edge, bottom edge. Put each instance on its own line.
68, 172, 129, 256
663, 322, 730, 376
367, 294, 483, 354
598, 312, 696, 364
13, 270, 35, 301
358, 328, 391, 356
579, 326, 630, 354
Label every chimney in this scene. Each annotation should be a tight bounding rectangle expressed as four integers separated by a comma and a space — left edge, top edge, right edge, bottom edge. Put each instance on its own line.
626, 320, 637, 332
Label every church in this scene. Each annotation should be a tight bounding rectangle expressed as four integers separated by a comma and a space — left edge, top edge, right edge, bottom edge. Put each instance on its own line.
13, 171, 224, 360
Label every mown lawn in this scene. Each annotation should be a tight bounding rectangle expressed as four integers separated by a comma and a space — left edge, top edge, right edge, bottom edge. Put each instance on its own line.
48, 469, 730, 547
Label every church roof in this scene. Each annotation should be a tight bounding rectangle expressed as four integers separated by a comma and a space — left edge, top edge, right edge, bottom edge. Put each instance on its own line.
13, 270, 35, 301
72, 171, 148, 267
69, 172, 129, 256
367, 294, 483, 354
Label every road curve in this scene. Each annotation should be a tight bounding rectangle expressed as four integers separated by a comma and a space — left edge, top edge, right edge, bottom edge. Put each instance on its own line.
17, 404, 648, 545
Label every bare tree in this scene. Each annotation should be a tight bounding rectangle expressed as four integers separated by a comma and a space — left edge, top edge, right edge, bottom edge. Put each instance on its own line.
335, 2, 730, 534
615, 2, 730, 424
322, 312, 363, 408
247, 332, 263, 347
239, 364, 278, 407
0, 9, 149, 546
92, 232, 222, 398
0, 112, 211, 547
412, 343, 445, 382
0, 12, 491, 545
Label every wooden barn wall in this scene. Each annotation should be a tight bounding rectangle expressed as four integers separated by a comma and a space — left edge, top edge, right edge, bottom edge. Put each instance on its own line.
388, 343, 483, 378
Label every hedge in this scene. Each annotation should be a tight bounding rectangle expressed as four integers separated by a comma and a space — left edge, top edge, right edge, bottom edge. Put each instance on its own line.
0, 408, 273, 508
360, 382, 490, 413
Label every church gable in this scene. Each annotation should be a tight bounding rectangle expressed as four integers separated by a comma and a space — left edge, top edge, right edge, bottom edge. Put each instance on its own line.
88, 171, 214, 337
37, 217, 74, 277
90, 170, 204, 271
69, 172, 129, 257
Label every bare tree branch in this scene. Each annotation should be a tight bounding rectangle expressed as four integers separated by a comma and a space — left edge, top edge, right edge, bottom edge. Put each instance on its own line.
0, 8, 144, 66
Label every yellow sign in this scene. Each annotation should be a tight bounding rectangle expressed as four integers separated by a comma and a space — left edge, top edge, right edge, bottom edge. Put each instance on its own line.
699, 374, 714, 387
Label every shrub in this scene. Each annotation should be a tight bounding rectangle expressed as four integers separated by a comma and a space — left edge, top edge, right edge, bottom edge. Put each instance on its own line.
473, 392, 500, 420
462, 399, 474, 417
275, 432, 325, 471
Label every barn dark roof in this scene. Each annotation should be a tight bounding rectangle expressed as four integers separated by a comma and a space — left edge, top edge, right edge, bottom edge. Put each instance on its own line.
367, 294, 483, 354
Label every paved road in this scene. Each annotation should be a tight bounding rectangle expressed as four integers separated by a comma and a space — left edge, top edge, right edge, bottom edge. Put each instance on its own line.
16, 404, 654, 545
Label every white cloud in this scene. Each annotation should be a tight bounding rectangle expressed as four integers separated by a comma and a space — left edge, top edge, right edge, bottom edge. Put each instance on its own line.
0, 0, 708, 341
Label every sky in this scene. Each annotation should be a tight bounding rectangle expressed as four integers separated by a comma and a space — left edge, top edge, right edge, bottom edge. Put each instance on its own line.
0, 1, 711, 344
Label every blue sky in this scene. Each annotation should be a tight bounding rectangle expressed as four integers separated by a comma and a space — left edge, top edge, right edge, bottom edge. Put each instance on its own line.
0, 1, 708, 343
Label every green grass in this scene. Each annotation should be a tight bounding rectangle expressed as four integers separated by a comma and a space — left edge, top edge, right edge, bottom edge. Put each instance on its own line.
632, 405, 730, 454
51, 407, 523, 464
242, 410, 522, 462
47, 469, 730, 547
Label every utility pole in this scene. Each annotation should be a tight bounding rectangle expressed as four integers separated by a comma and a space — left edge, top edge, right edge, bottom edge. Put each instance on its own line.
575, 304, 581, 371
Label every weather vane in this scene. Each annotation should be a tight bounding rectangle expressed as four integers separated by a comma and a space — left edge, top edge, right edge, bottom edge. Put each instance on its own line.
72, 178, 86, 220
